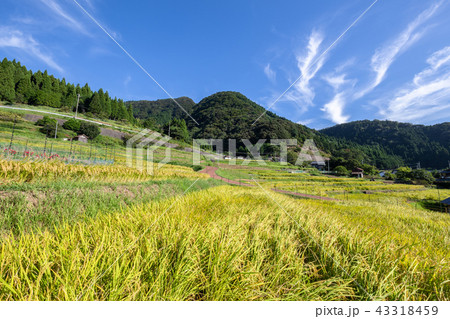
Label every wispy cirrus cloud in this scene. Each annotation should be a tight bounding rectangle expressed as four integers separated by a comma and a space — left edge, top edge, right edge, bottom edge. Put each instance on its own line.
321, 92, 349, 124
321, 70, 355, 124
263, 63, 276, 83
0, 27, 64, 73
378, 46, 450, 123
319, 1, 443, 125
355, 1, 442, 99
39, 0, 89, 34
283, 31, 326, 112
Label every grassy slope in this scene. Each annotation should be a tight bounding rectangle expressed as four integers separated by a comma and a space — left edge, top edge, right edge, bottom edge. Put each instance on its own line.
0, 178, 223, 236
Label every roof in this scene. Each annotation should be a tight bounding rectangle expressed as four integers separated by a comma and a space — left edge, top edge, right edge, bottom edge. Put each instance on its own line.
76, 134, 88, 138
311, 161, 326, 165
441, 197, 450, 205
352, 168, 364, 172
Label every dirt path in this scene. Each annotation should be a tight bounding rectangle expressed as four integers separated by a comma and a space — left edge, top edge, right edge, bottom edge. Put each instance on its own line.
200, 166, 339, 201
200, 166, 255, 187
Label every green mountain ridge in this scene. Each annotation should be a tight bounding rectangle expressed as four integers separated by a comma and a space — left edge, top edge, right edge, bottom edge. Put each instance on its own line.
321, 120, 450, 169
127, 97, 195, 125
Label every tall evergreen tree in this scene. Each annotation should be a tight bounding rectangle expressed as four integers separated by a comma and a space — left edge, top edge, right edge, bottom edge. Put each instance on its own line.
116, 99, 129, 121
88, 92, 103, 115
103, 91, 112, 118
0, 58, 16, 102
15, 75, 33, 104
110, 97, 119, 120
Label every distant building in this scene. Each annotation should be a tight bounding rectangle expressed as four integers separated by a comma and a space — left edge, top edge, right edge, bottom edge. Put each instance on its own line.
436, 170, 450, 188
73, 134, 88, 143
351, 168, 364, 178
311, 161, 326, 171
441, 197, 450, 213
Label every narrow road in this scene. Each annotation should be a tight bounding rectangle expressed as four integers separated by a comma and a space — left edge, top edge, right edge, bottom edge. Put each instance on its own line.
200, 166, 339, 201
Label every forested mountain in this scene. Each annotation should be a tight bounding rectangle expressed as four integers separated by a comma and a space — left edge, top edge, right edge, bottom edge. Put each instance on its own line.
127, 97, 195, 125
2, 58, 447, 169
321, 120, 450, 169
0, 58, 133, 122
186, 92, 404, 169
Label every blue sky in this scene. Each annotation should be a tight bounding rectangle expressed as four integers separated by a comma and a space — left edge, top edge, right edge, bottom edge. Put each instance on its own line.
1, 0, 449, 129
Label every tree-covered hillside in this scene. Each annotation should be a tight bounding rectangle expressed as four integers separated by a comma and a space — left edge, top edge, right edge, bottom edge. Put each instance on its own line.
321, 120, 450, 169
190, 91, 317, 141
187, 92, 404, 169
0, 58, 133, 122
127, 97, 196, 125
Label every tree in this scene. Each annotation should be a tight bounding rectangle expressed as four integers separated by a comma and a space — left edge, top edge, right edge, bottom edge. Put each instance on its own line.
79, 122, 100, 139
164, 118, 190, 143
0, 58, 16, 102
15, 76, 34, 104
116, 99, 129, 121
361, 164, 378, 176
287, 150, 298, 166
395, 167, 412, 180
88, 92, 103, 115
63, 118, 81, 132
103, 91, 112, 118
36, 116, 57, 127
411, 169, 434, 185
334, 165, 349, 176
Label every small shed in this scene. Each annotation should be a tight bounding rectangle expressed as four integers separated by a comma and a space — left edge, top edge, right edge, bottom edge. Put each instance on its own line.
73, 134, 89, 143
441, 197, 450, 213
351, 167, 364, 178
436, 170, 450, 188
311, 161, 326, 171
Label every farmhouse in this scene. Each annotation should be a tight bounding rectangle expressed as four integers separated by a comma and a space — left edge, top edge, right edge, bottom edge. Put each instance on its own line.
441, 197, 450, 213
73, 134, 89, 143
351, 167, 364, 178
436, 170, 450, 188
311, 161, 326, 171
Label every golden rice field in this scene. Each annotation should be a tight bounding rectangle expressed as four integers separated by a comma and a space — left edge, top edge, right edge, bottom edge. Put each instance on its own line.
0, 158, 208, 184
0, 185, 448, 301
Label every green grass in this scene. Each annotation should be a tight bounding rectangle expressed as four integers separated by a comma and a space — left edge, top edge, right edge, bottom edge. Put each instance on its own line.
0, 178, 223, 236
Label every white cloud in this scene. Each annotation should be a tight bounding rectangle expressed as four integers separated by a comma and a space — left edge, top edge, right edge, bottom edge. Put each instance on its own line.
285, 31, 326, 108
39, 0, 89, 34
378, 46, 450, 123
321, 92, 349, 124
124, 75, 132, 86
323, 73, 350, 91
355, 1, 442, 99
296, 118, 315, 126
0, 27, 64, 73
263, 63, 276, 83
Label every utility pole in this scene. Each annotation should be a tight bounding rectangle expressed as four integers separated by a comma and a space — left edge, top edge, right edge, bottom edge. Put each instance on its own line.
44, 129, 49, 155
54, 121, 58, 139
9, 118, 17, 150
75, 94, 81, 118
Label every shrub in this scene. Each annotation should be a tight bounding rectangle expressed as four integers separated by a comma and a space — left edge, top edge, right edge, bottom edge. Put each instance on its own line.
396, 167, 412, 180
79, 122, 101, 139
412, 169, 435, 185
35, 116, 56, 127
334, 165, 349, 176
62, 118, 81, 132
